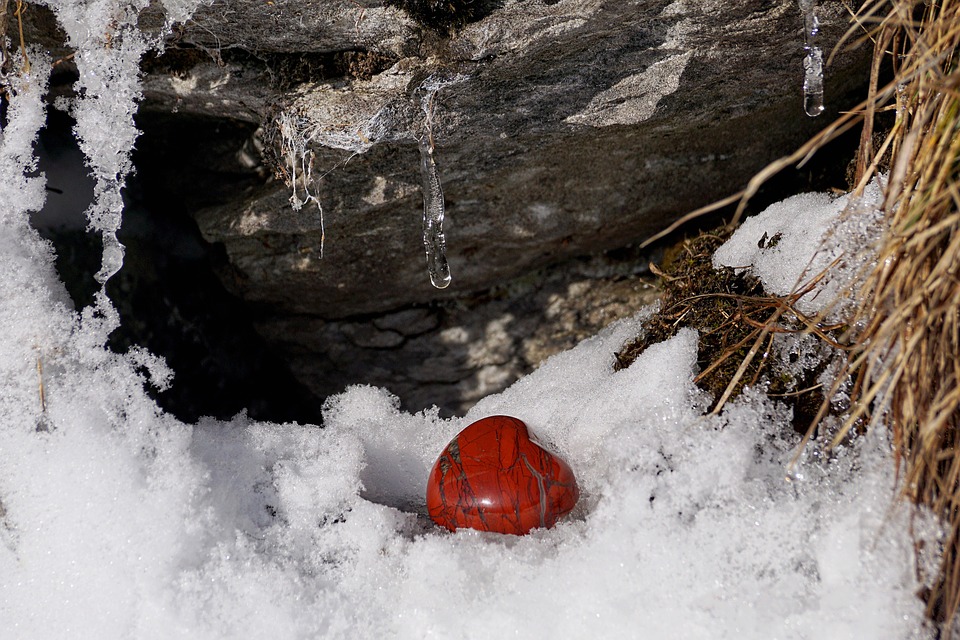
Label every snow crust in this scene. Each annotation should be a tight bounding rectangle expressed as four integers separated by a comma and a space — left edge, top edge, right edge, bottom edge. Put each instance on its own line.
713, 179, 885, 317
0, 4, 934, 638
0, 171, 933, 638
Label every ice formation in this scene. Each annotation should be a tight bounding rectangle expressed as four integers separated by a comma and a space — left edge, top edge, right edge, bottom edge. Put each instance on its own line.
0, 57, 48, 228
271, 69, 465, 283
276, 110, 325, 255
42, 0, 145, 287
33, 0, 208, 339
417, 78, 452, 289
799, 0, 825, 116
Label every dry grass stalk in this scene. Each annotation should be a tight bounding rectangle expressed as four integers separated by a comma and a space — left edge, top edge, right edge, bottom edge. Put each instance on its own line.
616, 233, 845, 433
813, 0, 960, 626
0, 1, 9, 70
0, 0, 31, 76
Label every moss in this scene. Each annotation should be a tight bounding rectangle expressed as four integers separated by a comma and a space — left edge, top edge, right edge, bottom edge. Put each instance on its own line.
262, 50, 397, 89
615, 228, 833, 433
615, 231, 760, 396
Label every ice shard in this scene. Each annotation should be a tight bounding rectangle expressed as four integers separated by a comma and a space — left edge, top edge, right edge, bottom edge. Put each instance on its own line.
418, 131, 451, 289
799, 0, 824, 117
417, 84, 452, 289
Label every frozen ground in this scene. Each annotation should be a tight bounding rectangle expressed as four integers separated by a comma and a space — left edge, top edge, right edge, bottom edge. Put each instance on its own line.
0, 2, 938, 637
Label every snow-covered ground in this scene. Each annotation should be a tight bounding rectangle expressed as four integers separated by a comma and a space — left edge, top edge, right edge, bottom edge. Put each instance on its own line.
0, 179, 935, 638
0, 3, 938, 638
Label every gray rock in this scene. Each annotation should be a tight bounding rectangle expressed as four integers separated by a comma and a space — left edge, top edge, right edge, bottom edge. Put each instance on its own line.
163, 0, 869, 414
176, 0, 867, 318
28, 0, 872, 415
255, 257, 661, 415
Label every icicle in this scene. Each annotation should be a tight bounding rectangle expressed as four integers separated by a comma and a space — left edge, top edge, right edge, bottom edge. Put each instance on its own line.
418, 133, 451, 289
799, 0, 824, 117
277, 110, 325, 257
417, 84, 452, 290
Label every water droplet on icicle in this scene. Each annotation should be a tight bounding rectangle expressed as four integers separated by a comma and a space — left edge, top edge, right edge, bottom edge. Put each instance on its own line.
798, 0, 824, 117
418, 134, 451, 289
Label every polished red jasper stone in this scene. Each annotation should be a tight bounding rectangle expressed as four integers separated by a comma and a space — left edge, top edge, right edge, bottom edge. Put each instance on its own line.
426, 415, 579, 535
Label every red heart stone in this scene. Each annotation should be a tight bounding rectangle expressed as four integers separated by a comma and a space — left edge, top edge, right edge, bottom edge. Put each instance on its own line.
426, 415, 579, 535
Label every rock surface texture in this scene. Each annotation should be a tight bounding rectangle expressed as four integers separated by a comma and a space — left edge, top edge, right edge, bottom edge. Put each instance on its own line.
31, 0, 869, 416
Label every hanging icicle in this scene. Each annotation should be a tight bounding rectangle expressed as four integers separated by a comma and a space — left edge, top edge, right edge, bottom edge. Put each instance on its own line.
417, 80, 452, 290
799, 0, 824, 117
276, 110, 325, 258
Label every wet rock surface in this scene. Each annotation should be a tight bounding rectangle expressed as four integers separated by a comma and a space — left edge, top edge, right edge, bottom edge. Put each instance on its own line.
176, 0, 868, 317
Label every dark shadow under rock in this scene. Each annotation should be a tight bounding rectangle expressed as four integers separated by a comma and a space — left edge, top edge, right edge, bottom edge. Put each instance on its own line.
258, 254, 661, 416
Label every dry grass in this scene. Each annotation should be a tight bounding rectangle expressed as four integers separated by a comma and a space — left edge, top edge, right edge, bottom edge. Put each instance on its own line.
819, 0, 960, 626
615, 232, 845, 434
0, 0, 31, 76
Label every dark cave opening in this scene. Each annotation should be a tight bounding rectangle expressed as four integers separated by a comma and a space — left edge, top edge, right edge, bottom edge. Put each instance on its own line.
32, 107, 324, 425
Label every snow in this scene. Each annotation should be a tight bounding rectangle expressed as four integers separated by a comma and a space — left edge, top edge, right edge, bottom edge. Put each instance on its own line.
0, 5, 935, 639
713, 178, 886, 318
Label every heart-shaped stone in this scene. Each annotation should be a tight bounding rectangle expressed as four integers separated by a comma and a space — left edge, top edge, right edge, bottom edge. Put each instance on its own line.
426, 415, 579, 535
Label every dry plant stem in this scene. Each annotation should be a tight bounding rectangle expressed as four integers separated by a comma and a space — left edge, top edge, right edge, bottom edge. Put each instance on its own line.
710, 307, 783, 415
14, 0, 28, 74
748, 332, 777, 388
707, 268, 836, 416
694, 326, 761, 384
829, 0, 960, 625
768, 383, 825, 398
36, 357, 45, 415
0, 0, 9, 68
0, 0, 28, 76
639, 192, 743, 249
853, 15, 891, 186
